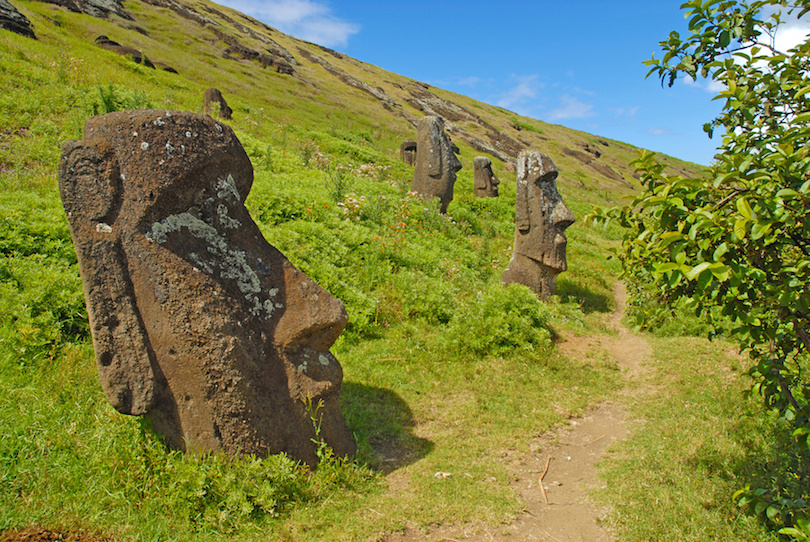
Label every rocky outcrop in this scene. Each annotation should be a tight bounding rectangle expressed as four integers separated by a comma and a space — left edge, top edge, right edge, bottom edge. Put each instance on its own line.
95, 35, 154, 68
0, 0, 35, 39
298, 48, 402, 110
32, 0, 132, 20
58, 110, 356, 466
563, 143, 626, 182
214, 27, 293, 73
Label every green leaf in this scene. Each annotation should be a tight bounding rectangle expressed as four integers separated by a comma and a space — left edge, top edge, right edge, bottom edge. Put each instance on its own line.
687, 262, 711, 280
734, 217, 748, 239
708, 262, 731, 281
776, 188, 800, 198
751, 221, 773, 240
737, 197, 753, 219
713, 243, 729, 261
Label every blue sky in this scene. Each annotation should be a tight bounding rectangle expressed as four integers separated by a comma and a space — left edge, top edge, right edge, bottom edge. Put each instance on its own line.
213, 1, 810, 166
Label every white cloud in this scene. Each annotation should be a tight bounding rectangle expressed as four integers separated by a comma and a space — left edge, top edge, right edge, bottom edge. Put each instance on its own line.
610, 105, 640, 118
649, 127, 675, 137
774, 22, 810, 52
683, 75, 726, 93
215, 0, 360, 48
456, 76, 481, 87
547, 95, 594, 121
496, 75, 541, 111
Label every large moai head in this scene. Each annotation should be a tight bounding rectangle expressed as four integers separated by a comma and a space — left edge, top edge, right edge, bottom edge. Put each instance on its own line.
58, 110, 355, 465
411, 116, 462, 213
501, 151, 575, 299
473, 156, 500, 198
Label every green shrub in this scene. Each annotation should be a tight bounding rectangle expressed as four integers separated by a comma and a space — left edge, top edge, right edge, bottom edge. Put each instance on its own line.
437, 282, 554, 359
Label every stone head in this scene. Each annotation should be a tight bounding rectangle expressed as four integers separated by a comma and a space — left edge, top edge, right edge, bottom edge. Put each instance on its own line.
514, 151, 575, 271
58, 110, 355, 465
473, 156, 500, 198
411, 116, 462, 213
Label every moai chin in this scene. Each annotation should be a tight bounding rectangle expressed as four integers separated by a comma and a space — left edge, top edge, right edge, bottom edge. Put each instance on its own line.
473, 156, 500, 198
501, 151, 575, 300
58, 110, 355, 466
411, 116, 462, 213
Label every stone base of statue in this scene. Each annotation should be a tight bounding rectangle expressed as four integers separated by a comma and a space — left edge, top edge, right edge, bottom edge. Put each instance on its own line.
501, 253, 558, 300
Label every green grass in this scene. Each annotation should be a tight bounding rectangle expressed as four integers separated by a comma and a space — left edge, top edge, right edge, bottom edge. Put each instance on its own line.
596, 336, 799, 541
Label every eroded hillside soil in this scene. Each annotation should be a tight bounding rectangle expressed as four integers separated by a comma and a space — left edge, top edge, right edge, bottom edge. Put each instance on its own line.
384, 282, 653, 541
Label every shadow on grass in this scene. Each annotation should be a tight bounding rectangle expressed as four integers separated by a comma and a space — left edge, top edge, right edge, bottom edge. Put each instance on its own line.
342, 381, 433, 474
556, 277, 611, 313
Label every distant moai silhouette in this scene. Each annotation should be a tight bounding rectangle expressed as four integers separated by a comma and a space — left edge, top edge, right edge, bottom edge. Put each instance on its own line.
411, 116, 462, 213
501, 151, 575, 300
400, 140, 417, 166
202, 87, 233, 120
58, 110, 355, 466
473, 156, 500, 198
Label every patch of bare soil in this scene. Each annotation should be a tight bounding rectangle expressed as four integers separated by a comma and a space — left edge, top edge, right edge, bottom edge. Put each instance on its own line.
384, 282, 652, 541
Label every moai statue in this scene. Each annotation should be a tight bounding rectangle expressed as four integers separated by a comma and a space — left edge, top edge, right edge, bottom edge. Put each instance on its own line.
501, 151, 575, 300
411, 116, 462, 213
202, 87, 233, 120
58, 110, 355, 466
400, 140, 417, 166
473, 156, 500, 198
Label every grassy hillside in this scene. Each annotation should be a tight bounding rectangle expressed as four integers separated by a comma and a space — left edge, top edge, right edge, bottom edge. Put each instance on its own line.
0, 1, 786, 541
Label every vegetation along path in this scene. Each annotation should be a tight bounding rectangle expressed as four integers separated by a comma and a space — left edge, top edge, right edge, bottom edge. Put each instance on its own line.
386, 282, 653, 541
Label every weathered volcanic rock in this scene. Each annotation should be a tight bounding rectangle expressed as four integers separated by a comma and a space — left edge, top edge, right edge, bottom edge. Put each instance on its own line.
58, 110, 356, 465
95, 35, 154, 68
32, 0, 132, 20
411, 116, 462, 213
0, 0, 35, 38
502, 151, 575, 299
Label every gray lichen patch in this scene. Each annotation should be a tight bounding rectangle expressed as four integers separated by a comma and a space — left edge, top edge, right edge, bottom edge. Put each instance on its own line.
216, 174, 240, 201
145, 208, 275, 319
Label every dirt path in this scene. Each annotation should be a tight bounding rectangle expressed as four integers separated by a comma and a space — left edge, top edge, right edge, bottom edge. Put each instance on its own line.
386, 282, 652, 541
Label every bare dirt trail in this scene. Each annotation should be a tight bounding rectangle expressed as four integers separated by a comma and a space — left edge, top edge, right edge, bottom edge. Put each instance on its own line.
385, 282, 653, 542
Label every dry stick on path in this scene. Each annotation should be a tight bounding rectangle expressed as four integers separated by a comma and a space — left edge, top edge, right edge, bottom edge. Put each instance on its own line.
539, 456, 552, 504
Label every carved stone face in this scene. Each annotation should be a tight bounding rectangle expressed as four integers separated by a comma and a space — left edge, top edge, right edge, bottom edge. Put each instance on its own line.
59, 110, 355, 465
473, 156, 500, 198
411, 116, 462, 213
501, 151, 575, 300
514, 151, 575, 271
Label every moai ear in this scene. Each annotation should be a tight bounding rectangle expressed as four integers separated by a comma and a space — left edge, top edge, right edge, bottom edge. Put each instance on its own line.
59, 142, 157, 415
515, 156, 530, 232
